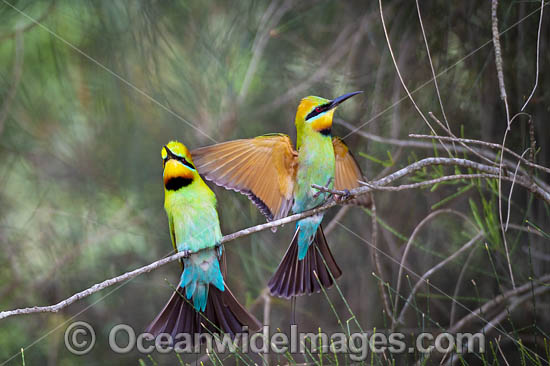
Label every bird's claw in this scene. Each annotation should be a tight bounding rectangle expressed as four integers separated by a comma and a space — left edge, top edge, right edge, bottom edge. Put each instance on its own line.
337, 189, 353, 202
341, 189, 352, 201
181, 250, 191, 258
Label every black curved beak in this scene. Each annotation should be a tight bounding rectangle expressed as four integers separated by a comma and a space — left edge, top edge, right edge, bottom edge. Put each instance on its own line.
163, 145, 176, 160
328, 91, 363, 110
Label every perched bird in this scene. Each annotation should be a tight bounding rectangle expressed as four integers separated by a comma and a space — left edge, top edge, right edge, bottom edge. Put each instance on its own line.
146, 141, 260, 340
191, 92, 371, 298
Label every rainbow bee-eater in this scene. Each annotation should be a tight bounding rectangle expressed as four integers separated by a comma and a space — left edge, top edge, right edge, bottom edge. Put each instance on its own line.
146, 141, 260, 339
191, 92, 371, 298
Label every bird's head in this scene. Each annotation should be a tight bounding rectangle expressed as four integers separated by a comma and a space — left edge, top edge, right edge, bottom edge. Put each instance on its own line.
295, 91, 363, 140
161, 141, 197, 191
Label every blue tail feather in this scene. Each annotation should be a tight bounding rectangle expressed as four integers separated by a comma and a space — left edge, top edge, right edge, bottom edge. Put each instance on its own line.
179, 248, 225, 312
296, 215, 323, 260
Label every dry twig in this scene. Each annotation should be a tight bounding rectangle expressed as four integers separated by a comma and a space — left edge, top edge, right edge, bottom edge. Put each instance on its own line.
2, 157, 549, 320
396, 232, 484, 325
392, 209, 477, 329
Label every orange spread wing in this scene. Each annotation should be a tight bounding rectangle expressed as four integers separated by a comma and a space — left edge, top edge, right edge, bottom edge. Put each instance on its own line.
332, 137, 372, 207
191, 134, 298, 221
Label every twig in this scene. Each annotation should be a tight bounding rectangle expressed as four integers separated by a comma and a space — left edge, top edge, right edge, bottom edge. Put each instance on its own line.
3, 157, 549, 320
336, 118, 440, 149
415, 0, 453, 152
449, 245, 478, 326
428, 112, 497, 166
324, 205, 350, 235
396, 232, 484, 325
521, 0, 545, 111
378, 0, 449, 154
340, 4, 545, 141
446, 283, 550, 366
360, 174, 513, 192
337, 119, 550, 193
491, 0, 510, 123
505, 149, 531, 231
392, 209, 476, 329
341, 218, 548, 366
370, 197, 393, 320
261, 292, 271, 365
492, 0, 515, 289
409, 134, 550, 175
0, 0, 56, 42
445, 279, 550, 366
0, 202, 340, 320
495, 336, 512, 366
482, 284, 550, 336
313, 157, 550, 204
448, 273, 550, 333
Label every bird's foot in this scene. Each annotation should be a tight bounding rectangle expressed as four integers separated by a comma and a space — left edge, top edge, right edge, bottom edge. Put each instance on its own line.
181, 250, 192, 258
336, 189, 353, 203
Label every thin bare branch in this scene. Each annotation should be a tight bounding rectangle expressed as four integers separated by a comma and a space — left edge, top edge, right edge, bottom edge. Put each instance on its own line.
491, 0, 511, 124
370, 197, 394, 320
378, 0, 449, 154
337, 119, 550, 193
3, 157, 549, 320
392, 209, 477, 329
341, 4, 545, 140
521, 0, 545, 111
449, 245, 478, 326
360, 174, 512, 192
449, 273, 550, 333
396, 232, 484, 325
415, 0, 453, 149
505, 149, 531, 231
492, 0, 515, 288
315, 157, 550, 204
482, 284, 550, 335
446, 283, 550, 366
261, 292, 272, 365
324, 205, 351, 235
0, 0, 56, 42
0, 202, 340, 320
409, 133, 550, 175
495, 337, 512, 366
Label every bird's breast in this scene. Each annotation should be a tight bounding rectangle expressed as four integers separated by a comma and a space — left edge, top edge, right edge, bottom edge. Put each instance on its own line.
293, 138, 335, 212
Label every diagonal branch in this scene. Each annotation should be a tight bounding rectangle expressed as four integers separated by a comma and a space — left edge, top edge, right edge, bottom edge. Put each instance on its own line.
2, 157, 549, 320
396, 232, 484, 325
0, 202, 340, 320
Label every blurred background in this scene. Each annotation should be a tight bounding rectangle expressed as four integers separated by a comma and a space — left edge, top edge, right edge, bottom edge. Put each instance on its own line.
0, 0, 548, 365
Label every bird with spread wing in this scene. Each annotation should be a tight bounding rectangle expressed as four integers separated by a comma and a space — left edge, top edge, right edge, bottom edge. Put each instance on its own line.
191, 92, 371, 298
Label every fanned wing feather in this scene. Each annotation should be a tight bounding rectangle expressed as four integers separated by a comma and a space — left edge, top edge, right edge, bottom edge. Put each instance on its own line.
332, 137, 372, 207
191, 135, 298, 221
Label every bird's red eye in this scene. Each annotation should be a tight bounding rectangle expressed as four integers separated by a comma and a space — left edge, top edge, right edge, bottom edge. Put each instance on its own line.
315, 107, 321, 112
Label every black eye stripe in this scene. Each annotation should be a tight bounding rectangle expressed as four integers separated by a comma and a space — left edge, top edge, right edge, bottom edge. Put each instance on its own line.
305, 103, 331, 121
181, 158, 195, 170
163, 154, 195, 170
